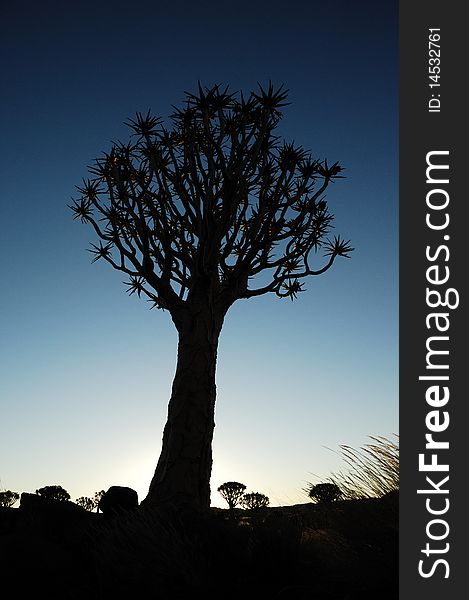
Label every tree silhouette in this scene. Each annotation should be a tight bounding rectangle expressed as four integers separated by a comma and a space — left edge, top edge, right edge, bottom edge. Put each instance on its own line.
94, 490, 106, 509
36, 485, 71, 502
307, 482, 342, 504
217, 481, 246, 510
75, 496, 96, 511
0, 490, 19, 508
240, 492, 270, 510
70, 82, 352, 511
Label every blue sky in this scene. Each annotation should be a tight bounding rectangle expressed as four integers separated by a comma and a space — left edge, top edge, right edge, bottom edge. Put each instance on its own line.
0, 0, 398, 507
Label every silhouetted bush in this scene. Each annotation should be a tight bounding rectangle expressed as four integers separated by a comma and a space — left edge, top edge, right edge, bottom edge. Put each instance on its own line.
36, 485, 70, 502
0, 490, 19, 507
75, 490, 105, 512
307, 482, 342, 504
94, 490, 105, 506
76, 496, 96, 511
217, 482, 246, 510
241, 492, 270, 509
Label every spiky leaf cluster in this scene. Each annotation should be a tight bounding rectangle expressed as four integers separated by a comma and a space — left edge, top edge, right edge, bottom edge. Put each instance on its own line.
70, 83, 352, 313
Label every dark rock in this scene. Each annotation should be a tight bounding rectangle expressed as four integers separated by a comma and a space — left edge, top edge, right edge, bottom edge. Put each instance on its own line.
20, 491, 85, 513
19, 492, 95, 540
98, 485, 139, 516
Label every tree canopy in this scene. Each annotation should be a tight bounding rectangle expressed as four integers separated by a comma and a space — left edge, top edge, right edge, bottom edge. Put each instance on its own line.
240, 492, 270, 510
217, 481, 247, 510
36, 485, 71, 502
307, 482, 342, 504
70, 82, 352, 323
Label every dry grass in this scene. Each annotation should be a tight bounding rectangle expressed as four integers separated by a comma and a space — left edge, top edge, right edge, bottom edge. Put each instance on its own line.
80, 494, 397, 599
325, 434, 399, 500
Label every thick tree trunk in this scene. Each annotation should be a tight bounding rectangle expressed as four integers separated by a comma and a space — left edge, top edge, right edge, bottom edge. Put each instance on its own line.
144, 304, 224, 512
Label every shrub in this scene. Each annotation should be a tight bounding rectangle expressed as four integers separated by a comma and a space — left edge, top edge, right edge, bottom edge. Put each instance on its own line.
36, 485, 71, 502
75, 491, 105, 511
241, 492, 270, 510
217, 482, 246, 510
76, 496, 96, 511
0, 490, 20, 507
94, 490, 106, 505
307, 482, 342, 504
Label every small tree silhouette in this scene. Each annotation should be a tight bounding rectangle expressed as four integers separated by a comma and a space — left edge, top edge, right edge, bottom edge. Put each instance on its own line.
240, 492, 270, 510
307, 482, 342, 504
0, 490, 19, 508
94, 490, 106, 509
36, 485, 71, 502
75, 496, 96, 511
217, 481, 246, 510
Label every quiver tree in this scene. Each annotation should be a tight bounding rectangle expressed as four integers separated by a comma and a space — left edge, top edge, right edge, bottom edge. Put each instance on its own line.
217, 481, 247, 510
36, 485, 71, 502
240, 492, 270, 510
307, 482, 342, 504
70, 83, 353, 512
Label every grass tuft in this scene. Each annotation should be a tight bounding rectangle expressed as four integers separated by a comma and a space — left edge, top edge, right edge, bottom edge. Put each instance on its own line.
325, 434, 399, 500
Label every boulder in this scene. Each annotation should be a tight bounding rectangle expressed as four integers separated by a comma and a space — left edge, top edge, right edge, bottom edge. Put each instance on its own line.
19, 492, 94, 539
98, 486, 138, 516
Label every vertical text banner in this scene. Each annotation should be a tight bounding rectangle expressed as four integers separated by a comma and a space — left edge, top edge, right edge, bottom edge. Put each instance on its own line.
400, 1, 466, 598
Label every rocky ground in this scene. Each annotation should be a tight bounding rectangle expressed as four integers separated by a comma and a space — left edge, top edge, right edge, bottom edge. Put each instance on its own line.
0, 491, 398, 600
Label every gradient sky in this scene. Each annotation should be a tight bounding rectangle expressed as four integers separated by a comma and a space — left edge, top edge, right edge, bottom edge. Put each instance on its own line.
1, 0, 398, 507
